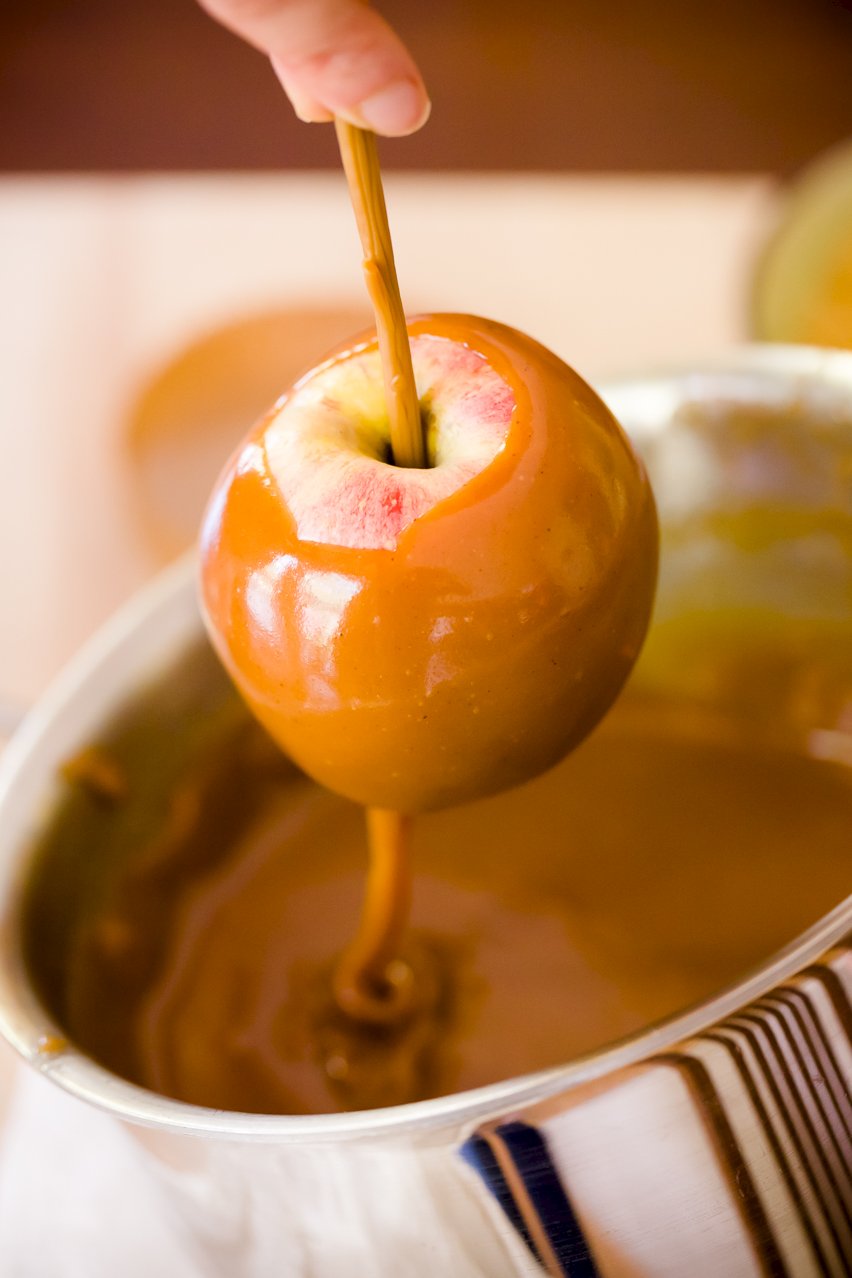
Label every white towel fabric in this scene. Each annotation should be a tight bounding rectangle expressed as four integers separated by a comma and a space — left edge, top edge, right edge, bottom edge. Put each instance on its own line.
0, 1066, 539, 1278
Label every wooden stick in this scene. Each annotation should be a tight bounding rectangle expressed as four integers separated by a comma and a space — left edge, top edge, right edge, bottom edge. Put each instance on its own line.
335, 119, 426, 469
333, 808, 414, 1025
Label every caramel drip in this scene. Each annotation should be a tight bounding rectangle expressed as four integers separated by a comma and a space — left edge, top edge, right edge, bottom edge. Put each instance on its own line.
333, 808, 415, 1025
334, 119, 425, 469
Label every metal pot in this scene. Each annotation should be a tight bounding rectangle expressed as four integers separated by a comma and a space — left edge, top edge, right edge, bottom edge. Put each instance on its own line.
0, 346, 850, 1277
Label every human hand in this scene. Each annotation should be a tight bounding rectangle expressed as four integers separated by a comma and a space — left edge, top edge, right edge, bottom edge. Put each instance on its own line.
197, 0, 430, 136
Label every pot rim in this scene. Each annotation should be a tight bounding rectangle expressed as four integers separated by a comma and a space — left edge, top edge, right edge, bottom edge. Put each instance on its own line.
0, 341, 850, 1144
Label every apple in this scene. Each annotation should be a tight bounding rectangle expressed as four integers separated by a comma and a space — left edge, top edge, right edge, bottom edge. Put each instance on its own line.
200, 314, 658, 812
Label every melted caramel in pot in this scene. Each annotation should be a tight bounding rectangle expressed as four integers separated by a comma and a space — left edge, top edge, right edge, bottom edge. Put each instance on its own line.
22, 645, 852, 1115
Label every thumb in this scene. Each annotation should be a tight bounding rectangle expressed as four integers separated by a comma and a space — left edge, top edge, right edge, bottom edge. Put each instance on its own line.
198, 0, 430, 136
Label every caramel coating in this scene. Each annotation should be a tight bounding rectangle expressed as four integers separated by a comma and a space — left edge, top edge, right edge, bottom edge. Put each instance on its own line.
200, 314, 658, 811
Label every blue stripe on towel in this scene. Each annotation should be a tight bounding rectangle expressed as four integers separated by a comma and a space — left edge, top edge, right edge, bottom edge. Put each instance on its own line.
497, 1121, 599, 1276
461, 1122, 599, 1276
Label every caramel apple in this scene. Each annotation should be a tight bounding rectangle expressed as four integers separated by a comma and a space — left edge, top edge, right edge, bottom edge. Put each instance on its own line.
199, 312, 658, 812
200, 124, 659, 1026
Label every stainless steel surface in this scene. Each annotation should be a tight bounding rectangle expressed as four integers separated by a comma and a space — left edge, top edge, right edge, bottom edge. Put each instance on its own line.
0, 345, 849, 1275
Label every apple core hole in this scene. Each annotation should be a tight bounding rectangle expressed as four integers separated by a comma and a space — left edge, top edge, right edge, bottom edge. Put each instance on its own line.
387, 402, 435, 471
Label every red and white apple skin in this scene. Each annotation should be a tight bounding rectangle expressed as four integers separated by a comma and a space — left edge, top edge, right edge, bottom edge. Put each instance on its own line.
200, 314, 658, 813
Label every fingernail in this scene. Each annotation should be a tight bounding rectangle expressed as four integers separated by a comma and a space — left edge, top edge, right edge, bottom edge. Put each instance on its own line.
356, 80, 431, 135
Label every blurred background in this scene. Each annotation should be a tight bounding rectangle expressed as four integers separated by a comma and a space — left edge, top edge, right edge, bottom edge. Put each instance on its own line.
2, 0, 851, 173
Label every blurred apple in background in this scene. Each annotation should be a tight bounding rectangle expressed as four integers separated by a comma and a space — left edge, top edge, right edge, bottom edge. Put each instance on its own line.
752, 139, 852, 350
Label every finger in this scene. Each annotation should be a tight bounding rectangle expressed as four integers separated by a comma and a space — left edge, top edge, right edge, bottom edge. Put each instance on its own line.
198, 0, 431, 136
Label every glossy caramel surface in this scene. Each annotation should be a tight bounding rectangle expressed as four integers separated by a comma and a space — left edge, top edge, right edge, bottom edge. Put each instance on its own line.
200, 314, 658, 811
